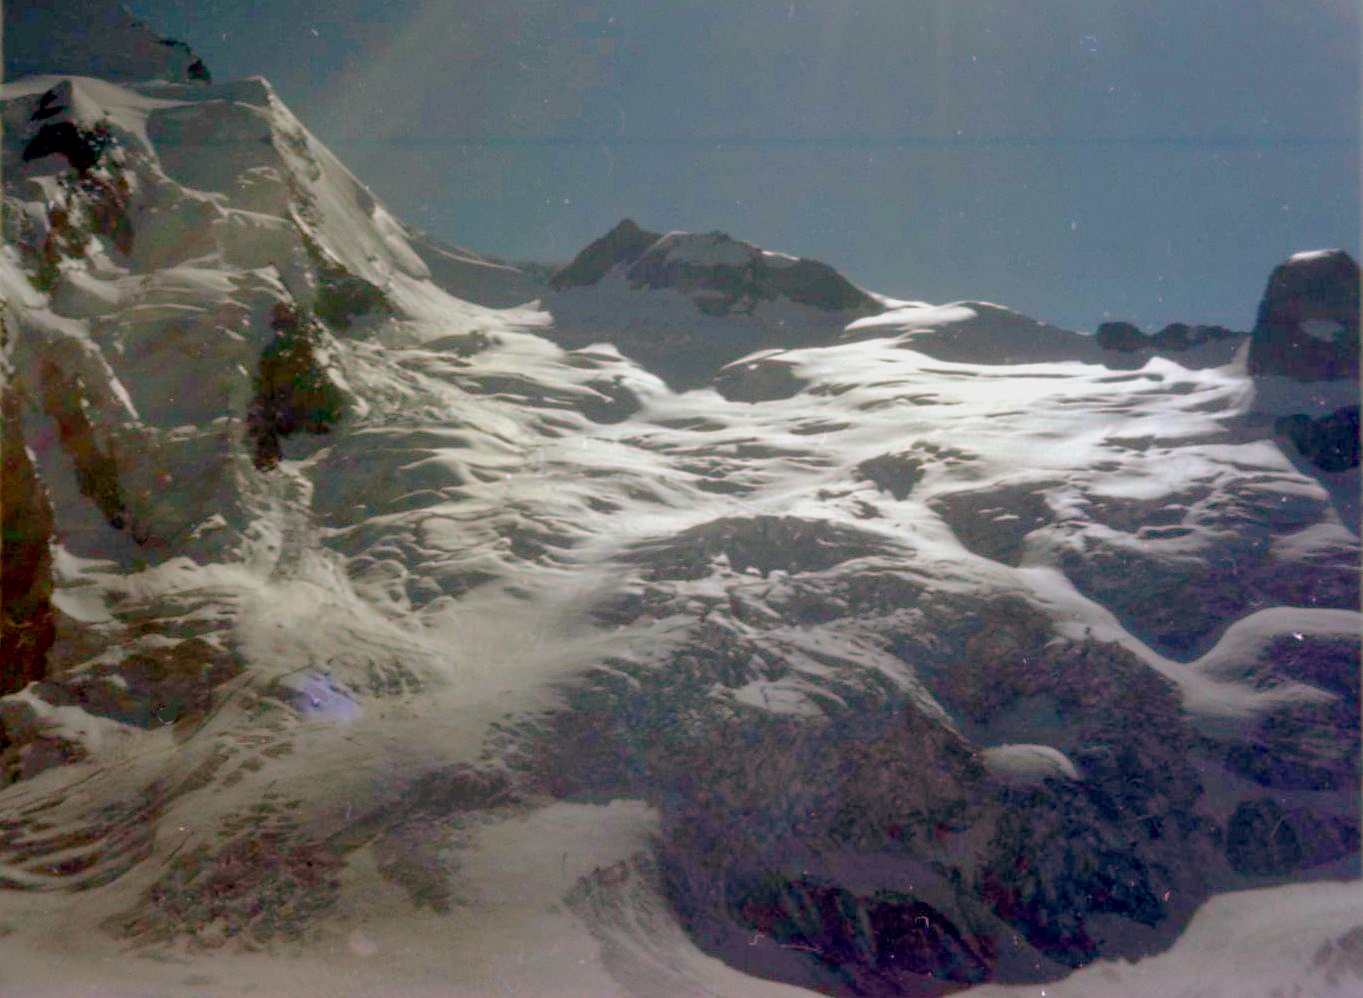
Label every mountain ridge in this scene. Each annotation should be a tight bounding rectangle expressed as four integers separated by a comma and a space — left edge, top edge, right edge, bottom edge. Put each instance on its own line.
0, 40, 1359, 998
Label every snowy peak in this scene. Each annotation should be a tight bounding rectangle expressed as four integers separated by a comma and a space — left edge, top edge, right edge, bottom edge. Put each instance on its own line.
1, 72, 426, 321
549, 218, 877, 316
4, 1, 211, 84
1248, 248, 1359, 380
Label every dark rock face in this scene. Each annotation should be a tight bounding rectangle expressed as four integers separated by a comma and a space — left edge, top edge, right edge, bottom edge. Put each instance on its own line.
248, 303, 347, 469
1094, 321, 1145, 352
1095, 320, 1241, 356
13, 97, 135, 287
1151, 322, 1237, 352
649, 604, 1215, 995
1226, 798, 1305, 876
1248, 250, 1360, 380
22, 121, 111, 175
1, 375, 55, 700
305, 241, 392, 331
1275, 406, 1360, 472
549, 219, 662, 291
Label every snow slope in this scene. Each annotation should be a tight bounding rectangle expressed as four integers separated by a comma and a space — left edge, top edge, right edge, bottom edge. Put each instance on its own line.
1, 52, 1359, 998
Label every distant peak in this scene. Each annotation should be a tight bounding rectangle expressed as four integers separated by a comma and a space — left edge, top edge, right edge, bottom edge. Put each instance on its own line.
608, 218, 651, 238
549, 221, 875, 315
547, 219, 663, 291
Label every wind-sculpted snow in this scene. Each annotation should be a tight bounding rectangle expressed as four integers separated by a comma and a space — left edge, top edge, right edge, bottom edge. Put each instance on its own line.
0, 68, 1359, 998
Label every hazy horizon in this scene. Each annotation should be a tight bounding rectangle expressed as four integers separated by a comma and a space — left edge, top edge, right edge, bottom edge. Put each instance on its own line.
11, 1, 1361, 332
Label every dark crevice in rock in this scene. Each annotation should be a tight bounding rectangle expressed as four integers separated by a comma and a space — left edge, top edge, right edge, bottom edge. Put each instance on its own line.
247, 303, 346, 470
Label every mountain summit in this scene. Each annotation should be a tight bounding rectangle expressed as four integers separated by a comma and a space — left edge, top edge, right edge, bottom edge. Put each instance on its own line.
550, 218, 877, 316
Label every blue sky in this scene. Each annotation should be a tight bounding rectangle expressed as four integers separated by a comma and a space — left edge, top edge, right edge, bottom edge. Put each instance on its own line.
46, 2, 1363, 330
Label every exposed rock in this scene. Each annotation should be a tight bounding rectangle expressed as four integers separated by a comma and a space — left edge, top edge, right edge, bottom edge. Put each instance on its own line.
1, 372, 55, 699
931, 484, 1054, 567
1152, 323, 1238, 352
21, 121, 112, 175
64, 636, 241, 728
247, 303, 348, 469
1094, 319, 1242, 358
0, 695, 88, 784
1094, 321, 1145, 353
712, 353, 808, 403
1248, 250, 1360, 380
1275, 405, 1360, 472
626, 515, 892, 580
855, 451, 926, 501
1226, 798, 1305, 876
549, 218, 662, 291
648, 607, 1213, 992
307, 243, 392, 331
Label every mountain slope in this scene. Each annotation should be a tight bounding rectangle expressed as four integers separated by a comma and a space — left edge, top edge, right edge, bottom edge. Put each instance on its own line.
0, 41, 1359, 998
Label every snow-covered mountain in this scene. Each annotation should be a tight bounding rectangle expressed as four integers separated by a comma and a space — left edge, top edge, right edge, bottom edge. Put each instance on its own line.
1, 16, 1359, 998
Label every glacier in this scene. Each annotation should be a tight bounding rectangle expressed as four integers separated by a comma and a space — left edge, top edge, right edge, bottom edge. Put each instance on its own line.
0, 23, 1359, 998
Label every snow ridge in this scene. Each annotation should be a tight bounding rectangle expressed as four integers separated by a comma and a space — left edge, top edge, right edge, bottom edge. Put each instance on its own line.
0, 50, 1359, 998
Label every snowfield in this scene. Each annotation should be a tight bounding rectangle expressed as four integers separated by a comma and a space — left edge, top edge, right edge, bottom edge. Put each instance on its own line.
1, 53, 1358, 998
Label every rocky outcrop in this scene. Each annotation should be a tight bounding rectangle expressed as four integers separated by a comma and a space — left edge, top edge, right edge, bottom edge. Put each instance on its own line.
304, 239, 393, 331
1094, 321, 1146, 352
1, 372, 55, 700
712, 354, 808, 402
1247, 250, 1360, 380
1095, 320, 1242, 358
247, 303, 347, 469
1275, 406, 1360, 472
549, 219, 662, 291
22, 121, 112, 175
